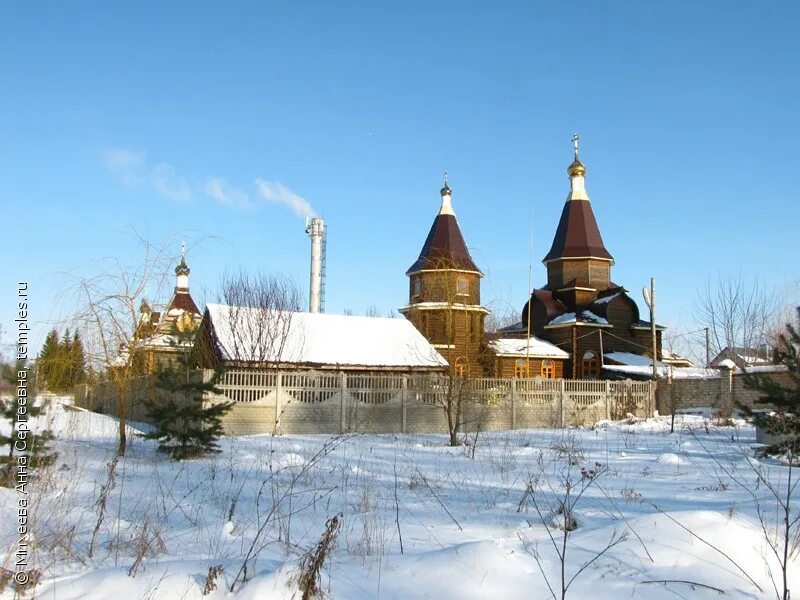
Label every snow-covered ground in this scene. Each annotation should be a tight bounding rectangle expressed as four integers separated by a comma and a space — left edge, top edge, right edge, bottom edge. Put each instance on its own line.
1, 399, 797, 599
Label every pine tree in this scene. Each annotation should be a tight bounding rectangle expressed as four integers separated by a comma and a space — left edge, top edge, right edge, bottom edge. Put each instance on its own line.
0, 361, 57, 487
141, 325, 233, 460
743, 307, 800, 454
37, 329, 60, 392
69, 331, 87, 388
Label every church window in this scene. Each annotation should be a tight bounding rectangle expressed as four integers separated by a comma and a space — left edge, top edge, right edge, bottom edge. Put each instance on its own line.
413, 278, 422, 298
582, 351, 598, 379
514, 359, 528, 378
456, 276, 468, 296
541, 359, 555, 379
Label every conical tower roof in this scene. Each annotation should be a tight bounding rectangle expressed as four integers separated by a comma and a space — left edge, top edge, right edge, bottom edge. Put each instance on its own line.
543, 137, 613, 263
406, 176, 482, 274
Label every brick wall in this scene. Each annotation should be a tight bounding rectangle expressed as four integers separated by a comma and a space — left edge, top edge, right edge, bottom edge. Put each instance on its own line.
655, 369, 794, 415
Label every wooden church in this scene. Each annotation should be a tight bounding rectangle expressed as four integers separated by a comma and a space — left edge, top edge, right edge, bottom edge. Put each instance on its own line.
401, 137, 663, 380
506, 136, 663, 378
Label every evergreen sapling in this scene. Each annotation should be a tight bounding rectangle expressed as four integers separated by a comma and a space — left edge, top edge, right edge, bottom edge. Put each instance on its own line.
0, 361, 57, 487
142, 322, 233, 460
743, 307, 800, 455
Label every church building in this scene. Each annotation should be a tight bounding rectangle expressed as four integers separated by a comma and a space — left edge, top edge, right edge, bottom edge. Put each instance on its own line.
134, 249, 203, 372
399, 176, 491, 376
507, 136, 663, 378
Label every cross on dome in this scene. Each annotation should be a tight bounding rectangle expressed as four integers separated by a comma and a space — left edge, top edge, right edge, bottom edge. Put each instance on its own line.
568, 133, 586, 178
440, 169, 451, 196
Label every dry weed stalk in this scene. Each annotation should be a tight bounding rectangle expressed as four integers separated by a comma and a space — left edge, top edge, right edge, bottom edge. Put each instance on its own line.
295, 514, 341, 600
89, 455, 119, 558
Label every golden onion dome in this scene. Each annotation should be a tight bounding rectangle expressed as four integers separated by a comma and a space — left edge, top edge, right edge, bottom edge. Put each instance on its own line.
567, 157, 586, 177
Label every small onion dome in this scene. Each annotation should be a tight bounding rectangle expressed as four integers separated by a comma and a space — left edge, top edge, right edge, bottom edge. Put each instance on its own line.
440, 182, 452, 196
175, 256, 190, 276
140, 298, 151, 313
567, 157, 586, 177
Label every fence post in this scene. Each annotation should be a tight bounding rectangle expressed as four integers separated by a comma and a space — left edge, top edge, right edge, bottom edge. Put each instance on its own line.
605, 380, 611, 421
340, 372, 347, 433
274, 372, 283, 435
650, 380, 657, 417
510, 378, 517, 430
559, 379, 566, 428
401, 375, 408, 434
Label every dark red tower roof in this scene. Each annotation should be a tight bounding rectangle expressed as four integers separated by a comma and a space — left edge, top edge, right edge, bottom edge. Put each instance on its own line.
407, 183, 481, 274
543, 155, 613, 262
543, 199, 613, 262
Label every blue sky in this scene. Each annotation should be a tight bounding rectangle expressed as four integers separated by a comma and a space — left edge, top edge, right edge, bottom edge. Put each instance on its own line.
1, 1, 798, 354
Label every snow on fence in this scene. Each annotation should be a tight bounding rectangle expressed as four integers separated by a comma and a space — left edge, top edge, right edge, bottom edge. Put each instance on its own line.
208, 370, 655, 436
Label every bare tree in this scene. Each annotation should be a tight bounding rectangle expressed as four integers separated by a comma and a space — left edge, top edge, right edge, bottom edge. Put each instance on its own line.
408, 257, 491, 446
691, 431, 797, 600
216, 271, 302, 367
694, 275, 780, 362
364, 305, 381, 318
484, 301, 519, 335
518, 435, 628, 599
65, 237, 175, 456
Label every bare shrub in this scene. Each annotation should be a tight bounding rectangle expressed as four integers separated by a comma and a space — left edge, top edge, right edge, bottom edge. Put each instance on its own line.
520, 436, 628, 599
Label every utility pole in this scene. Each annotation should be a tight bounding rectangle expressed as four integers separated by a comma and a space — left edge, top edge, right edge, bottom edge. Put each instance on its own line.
704, 326, 711, 367
642, 278, 657, 380
650, 278, 657, 380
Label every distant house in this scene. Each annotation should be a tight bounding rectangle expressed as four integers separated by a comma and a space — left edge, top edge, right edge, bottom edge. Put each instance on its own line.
661, 349, 693, 368
710, 346, 773, 369
194, 303, 447, 374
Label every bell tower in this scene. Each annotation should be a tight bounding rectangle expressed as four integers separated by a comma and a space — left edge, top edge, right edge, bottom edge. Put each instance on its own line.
543, 134, 614, 310
399, 174, 489, 375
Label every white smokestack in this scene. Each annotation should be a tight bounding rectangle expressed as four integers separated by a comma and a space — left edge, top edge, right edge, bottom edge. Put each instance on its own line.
305, 217, 326, 313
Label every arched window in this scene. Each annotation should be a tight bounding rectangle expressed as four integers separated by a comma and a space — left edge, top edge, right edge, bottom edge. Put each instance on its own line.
413, 278, 422, 298
582, 351, 598, 379
540, 359, 555, 379
514, 358, 528, 378
455, 356, 468, 377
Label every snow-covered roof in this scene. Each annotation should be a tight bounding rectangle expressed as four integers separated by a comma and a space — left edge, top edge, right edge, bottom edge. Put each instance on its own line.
205, 304, 447, 369
399, 302, 490, 313
603, 364, 721, 380
547, 310, 609, 326
741, 364, 789, 374
591, 291, 623, 305
661, 349, 692, 364
710, 346, 773, 368
604, 352, 665, 368
717, 358, 737, 369
489, 337, 569, 359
